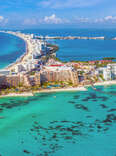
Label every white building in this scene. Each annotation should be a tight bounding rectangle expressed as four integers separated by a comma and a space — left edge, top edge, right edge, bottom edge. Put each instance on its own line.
97, 64, 116, 80
15, 64, 26, 73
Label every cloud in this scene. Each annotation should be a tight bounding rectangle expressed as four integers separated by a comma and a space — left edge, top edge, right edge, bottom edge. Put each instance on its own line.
43, 14, 63, 24
104, 16, 116, 22
0, 16, 8, 26
21, 15, 116, 27
94, 16, 116, 23
74, 16, 116, 24
23, 14, 68, 26
0, 16, 4, 21
38, 0, 101, 9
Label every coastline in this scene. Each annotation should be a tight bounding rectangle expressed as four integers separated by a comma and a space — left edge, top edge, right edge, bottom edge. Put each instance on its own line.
0, 92, 34, 98
94, 80, 116, 86
0, 87, 87, 98
1, 80, 116, 98
0, 32, 27, 70
35, 86, 87, 93
4, 32, 28, 70
0, 31, 116, 98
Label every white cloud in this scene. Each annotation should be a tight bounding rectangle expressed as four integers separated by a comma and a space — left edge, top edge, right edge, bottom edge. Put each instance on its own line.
43, 14, 62, 24
104, 16, 113, 20
74, 16, 116, 24
104, 16, 116, 22
0, 16, 8, 26
0, 16, 4, 21
23, 14, 68, 25
94, 16, 116, 23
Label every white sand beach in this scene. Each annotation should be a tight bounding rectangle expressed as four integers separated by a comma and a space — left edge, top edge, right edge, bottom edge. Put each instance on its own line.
35, 86, 87, 93
0, 92, 34, 98
94, 80, 116, 86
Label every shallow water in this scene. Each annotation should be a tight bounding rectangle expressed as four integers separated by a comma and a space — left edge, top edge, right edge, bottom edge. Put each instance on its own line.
0, 85, 116, 155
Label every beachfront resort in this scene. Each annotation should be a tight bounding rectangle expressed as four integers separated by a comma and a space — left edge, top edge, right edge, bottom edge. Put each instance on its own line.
0, 31, 116, 96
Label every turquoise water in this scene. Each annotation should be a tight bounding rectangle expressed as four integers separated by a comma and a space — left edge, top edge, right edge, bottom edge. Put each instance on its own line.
0, 85, 116, 155
0, 32, 25, 69
1, 29, 116, 155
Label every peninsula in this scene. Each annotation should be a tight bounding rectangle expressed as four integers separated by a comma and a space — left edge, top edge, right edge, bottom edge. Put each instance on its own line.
0, 31, 116, 97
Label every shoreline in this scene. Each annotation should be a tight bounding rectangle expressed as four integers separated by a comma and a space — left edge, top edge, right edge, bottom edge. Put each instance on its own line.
0, 31, 27, 70
1, 80, 116, 97
0, 92, 34, 98
0, 87, 87, 98
4, 32, 28, 70
94, 80, 116, 86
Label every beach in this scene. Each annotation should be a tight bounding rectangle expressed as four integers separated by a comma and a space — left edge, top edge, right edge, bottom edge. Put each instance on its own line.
0, 87, 87, 98
94, 80, 116, 86
0, 92, 34, 98
1, 80, 116, 98
35, 86, 87, 93
0, 29, 116, 156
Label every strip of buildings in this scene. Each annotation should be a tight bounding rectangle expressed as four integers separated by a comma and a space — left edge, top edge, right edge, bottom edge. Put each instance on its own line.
0, 31, 79, 88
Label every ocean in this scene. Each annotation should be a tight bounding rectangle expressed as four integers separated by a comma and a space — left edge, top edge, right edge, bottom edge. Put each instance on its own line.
0, 32, 25, 69
23, 28, 116, 62
1, 29, 116, 69
0, 29, 116, 156
0, 86, 116, 155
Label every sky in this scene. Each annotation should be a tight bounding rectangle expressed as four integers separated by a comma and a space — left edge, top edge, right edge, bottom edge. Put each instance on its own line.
0, 0, 116, 29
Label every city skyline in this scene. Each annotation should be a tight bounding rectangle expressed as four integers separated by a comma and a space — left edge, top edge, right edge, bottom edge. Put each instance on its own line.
0, 0, 116, 29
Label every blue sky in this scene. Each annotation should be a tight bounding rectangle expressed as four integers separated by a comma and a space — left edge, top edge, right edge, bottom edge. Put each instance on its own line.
0, 0, 116, 29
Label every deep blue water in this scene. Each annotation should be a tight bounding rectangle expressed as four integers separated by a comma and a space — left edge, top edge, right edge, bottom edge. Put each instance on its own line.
1, 29, 116, 68
22, 29, 116, 61
0, 32, 25, 69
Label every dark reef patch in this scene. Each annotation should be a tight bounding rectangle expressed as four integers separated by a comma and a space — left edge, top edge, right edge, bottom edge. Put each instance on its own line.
108, 109, 116, 112
100, 104, 108, 109
23, 150, 30, 154
29, 120, 86, 155
74, 104, 89, 111
82, 92, 108, 102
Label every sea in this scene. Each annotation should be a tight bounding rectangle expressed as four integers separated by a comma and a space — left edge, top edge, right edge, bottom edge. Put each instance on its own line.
0, 32, 25, 69
0, 86, 116, 156
0, 29, 116, 156
1, 29, 116, 69
23, 28, 116, 62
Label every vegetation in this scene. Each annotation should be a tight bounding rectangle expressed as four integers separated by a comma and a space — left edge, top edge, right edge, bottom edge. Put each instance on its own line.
42, 81, 73, 88
99, 74, 105, 81
103, 57, 116, 60
30, 71, 36, 75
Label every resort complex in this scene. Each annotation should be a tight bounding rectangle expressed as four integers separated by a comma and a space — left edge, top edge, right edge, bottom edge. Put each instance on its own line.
0, 31, 116, 95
